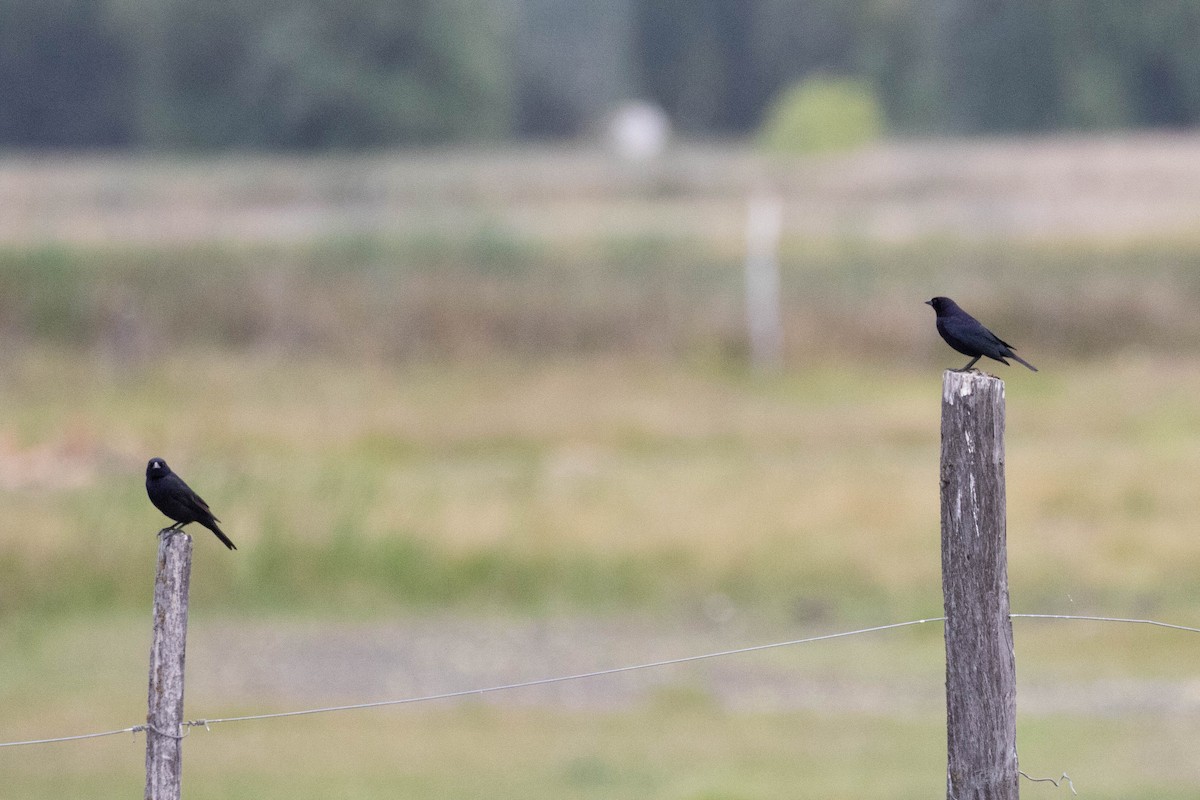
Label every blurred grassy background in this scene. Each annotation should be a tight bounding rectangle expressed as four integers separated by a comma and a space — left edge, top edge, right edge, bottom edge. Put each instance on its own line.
3, 139, 1200, 797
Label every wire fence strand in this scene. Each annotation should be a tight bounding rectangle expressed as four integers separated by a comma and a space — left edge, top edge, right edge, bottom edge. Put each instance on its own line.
1020, 770, 1078, 795
185, 617, 943, 729
0, 725, 145, 749
1011, 613, 1200, 634
2, 612, 1198, 749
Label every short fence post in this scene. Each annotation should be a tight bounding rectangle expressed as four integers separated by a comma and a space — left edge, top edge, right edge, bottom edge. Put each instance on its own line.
939, 370, 1019, 800
145, 531, 193, 800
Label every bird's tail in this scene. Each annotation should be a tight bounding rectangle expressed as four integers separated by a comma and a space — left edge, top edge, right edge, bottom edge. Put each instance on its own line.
1011, 353, 1038, 372
203, 520, 237, 550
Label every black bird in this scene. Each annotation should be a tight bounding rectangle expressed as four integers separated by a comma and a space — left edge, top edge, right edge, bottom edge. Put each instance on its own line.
926, 297, 1037, 372
145, 458, 236, 550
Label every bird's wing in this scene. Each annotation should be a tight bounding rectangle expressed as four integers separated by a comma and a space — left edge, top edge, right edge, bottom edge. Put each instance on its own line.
983, 326, 1014, 348
171, 484, 218, 521
943, 314, 986, 339
947, 315, 1013, 350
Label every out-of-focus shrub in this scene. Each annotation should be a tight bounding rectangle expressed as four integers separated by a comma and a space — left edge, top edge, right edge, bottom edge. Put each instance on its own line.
757, 76, 883, 154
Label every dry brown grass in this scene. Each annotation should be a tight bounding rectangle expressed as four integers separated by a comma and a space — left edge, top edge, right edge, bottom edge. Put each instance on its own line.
7, 136, 1200, 368
7, 134, 1200, 247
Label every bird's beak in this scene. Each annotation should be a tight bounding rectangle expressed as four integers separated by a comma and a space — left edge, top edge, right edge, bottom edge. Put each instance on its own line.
924, 300, 932, 306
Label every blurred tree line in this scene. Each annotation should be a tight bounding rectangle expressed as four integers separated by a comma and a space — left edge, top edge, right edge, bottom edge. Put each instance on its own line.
4, 0, 1200, 149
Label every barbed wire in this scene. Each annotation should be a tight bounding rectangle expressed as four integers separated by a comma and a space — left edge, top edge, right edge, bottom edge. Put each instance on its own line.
1, 612, 1197, 749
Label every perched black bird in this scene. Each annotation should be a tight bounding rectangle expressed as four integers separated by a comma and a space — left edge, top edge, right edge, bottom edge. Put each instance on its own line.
145, 458, 236, 550
926, 297, 1037, 372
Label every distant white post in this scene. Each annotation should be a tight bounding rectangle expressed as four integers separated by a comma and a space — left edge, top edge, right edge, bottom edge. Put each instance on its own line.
744, 193, 784, 370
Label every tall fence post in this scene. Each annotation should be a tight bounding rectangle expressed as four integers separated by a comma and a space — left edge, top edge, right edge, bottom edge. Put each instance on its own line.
939, 370, 1019, 800
145, 530, 193, 800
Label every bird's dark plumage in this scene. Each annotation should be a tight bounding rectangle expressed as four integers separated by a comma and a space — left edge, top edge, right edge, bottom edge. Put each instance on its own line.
925, 297, 1037, 372
145, 458, 236, 550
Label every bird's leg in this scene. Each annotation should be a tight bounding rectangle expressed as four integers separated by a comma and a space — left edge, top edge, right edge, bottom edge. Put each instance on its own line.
960, 355, 981, 371
158, 522, 183, 540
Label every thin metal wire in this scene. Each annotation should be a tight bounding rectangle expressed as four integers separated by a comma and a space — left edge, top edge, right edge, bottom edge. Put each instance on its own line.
1, 611, 1198, 748
1020, 770, 1078, 795
185, 617, 945, 728
145, 723, 188, 740
1011, 613, 1200, 635
0, 725, 145, 748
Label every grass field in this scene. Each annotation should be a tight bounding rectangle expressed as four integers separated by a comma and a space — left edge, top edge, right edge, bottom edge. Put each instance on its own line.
7, 706, 1200, 799
3, 138, 1200, 795
4, 613, 1200, 799
5, 350, 1200, 622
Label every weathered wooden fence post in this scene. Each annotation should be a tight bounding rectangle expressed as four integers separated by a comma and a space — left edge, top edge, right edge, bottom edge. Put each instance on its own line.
145, 530, 193, 800
939, 370, 1019, 800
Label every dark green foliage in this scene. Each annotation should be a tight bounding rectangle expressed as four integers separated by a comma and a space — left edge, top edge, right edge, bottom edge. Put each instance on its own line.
873, 0, 1200, 133
0, 0, 514, 149
0, 0, 135, 146
631, 0, 868, 134
116, 0, 513, 148
513, 0, 635, 136
3, 1, 1200, 147
943, 2, 1063, 132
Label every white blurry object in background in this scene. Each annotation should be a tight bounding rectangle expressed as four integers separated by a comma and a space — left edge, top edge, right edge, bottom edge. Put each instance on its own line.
606, 101, 670, 162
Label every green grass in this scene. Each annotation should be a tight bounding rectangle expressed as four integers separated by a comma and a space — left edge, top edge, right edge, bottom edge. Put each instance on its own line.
2, 618, 1200, 800
3, 349, 1200, 624
6, 710, 1198, 799
6, 708, 1197, 799
3, 615, 1200, 799
0, 703, 945, 799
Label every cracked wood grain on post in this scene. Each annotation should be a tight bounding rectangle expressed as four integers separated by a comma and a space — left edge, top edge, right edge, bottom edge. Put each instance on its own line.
145, 531, 192, 800
940, 370, 1019, 800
